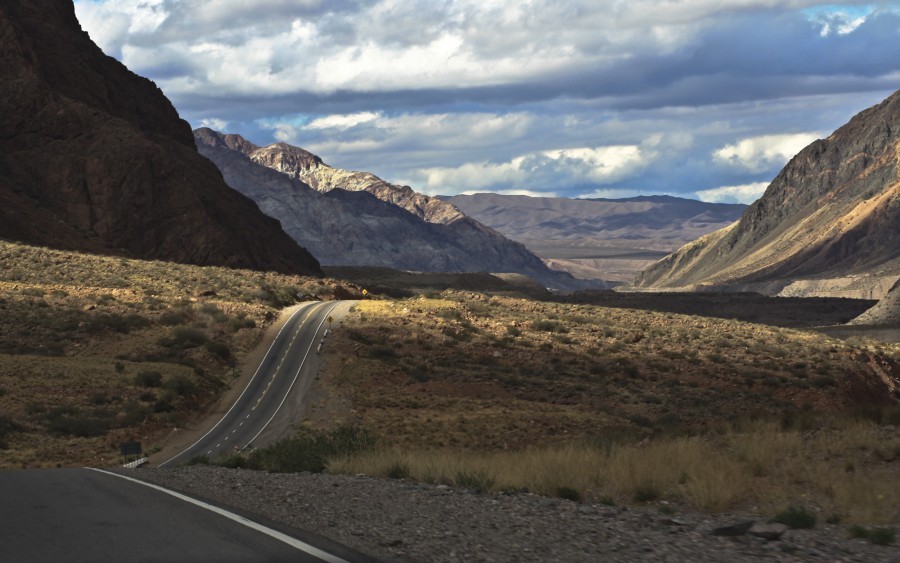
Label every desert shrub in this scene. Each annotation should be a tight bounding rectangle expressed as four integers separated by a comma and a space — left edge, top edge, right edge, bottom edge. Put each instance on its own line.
633, 483, 661, 502
771, 506, 816, 529
153, 393, 175, 413
114, 362, 125, 374
164, 374, 197, 398
506, 325, 522, 337
236, 425, 375, 473
347, 328, 378, 345
134, 371, 162, 388
369, 346, 398, 360
454, 470, 495, 492
229, 315, 256, 331
83, 313, 148, 334
532, 320, 569, 333
0, 415, 22, 449
436, 309, 462, 321
205, 340, 231, 360
849, 525, 896, 545
467, 301, 491, 317
159, 308, 194, 326
811, 375, 836, 388
556, 486, 582, 502
89, 392, 110, 405
44, 406, 114, 437
256, 285, 301, 308
159, 327, 208, 348
386, 462, 411, 479
199, 303, 228, 321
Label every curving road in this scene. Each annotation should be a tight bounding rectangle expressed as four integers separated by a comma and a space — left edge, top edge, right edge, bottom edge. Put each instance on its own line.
0, 468, 372, 563
160, 300, 355, 467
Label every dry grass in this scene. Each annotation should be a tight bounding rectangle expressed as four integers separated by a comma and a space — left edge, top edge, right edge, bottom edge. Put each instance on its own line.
321, 291, 900, 451
317, 289, 900, 524
328, 417, 900, 523
0, 240, 359, 468
4, 239, 899, 527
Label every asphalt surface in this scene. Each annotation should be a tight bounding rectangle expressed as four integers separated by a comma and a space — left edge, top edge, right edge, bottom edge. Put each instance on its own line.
159, 301, 346, 466
0, 468, 366, 563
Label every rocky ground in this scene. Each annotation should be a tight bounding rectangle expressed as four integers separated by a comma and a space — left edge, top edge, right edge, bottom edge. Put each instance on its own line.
126, 466, 899, 562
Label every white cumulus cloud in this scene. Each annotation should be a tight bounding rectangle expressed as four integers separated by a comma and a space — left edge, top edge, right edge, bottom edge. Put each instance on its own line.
306, 112, 381, 130
411, 145, 650, 196
712, 133, 820, 173
695, 182, 769, 204
198, 117, 229, 131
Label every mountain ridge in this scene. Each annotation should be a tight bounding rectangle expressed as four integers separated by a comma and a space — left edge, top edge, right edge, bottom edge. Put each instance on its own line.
195, 129, 602, 290
210, 130, 467, 225
636, 89, 900, 298
0, 0, 320, 276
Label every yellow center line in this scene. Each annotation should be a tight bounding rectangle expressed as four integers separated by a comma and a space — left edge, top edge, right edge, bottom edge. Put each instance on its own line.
252, 304, 322, 411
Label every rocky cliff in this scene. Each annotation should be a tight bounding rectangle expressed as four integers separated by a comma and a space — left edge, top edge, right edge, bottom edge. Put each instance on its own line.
850, 279, 900, 326
195, 129, 599, 290
636, 90, 900, 298
0, 0, 320, 275
247, 143, 465, 224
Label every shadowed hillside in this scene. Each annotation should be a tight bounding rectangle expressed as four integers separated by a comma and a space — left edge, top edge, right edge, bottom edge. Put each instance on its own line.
0, 0, 320, 275
637, 90, 900, 298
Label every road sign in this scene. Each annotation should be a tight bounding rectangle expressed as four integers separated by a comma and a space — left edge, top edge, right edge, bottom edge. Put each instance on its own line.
120, 441, 142, 457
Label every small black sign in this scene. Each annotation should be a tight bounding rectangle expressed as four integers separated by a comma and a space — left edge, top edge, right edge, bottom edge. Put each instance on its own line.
120, 441, 142, 457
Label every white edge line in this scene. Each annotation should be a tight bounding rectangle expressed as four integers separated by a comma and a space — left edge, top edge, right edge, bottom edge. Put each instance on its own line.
87, 468, 349, 563
158, 303, 316, 467
243, 302, 343, 448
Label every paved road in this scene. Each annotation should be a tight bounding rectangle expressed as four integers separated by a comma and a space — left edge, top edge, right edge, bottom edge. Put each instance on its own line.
0, 468, 371, 563
160, 301, 351, 466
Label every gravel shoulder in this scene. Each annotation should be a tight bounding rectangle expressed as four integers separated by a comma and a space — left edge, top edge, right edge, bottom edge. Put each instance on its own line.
125, 466, 899, 562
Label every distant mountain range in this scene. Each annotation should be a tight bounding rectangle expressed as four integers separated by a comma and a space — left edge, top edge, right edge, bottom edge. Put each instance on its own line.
637, 89, 900, 300
0, 0, 320, 276
194, 129, 601, 290
444, 194, 746, 283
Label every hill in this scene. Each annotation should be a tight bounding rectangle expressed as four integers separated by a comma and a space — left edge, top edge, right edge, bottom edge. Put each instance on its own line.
195, 129, 602, 290
636, 90, 900, 298
0, 0, 319, 275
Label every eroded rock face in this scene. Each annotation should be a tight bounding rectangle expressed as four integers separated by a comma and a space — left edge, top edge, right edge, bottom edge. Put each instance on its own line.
243, 141, 466, 225
851, 279, 900, 326
636, 90, 900, 296
194, 129, 600, 290
0, 0, 320, 276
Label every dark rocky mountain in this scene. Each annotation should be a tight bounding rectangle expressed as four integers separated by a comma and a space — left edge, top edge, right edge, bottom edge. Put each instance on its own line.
444, 193, 746, 283
636, 90, 900, 299
195, 129, 600, 290
0, 0, 320, 275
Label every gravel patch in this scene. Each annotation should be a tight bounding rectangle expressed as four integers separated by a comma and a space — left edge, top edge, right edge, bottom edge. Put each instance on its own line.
126, 466, 899, 562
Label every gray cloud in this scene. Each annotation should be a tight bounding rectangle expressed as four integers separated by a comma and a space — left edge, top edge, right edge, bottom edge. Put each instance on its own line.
74, 1, 900, 202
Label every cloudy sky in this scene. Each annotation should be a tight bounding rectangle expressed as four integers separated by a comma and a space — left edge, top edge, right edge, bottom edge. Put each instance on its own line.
74, 1, 900, 203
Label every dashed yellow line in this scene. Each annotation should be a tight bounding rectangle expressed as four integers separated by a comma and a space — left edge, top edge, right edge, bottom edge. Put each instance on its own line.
252, 304, 321, 411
